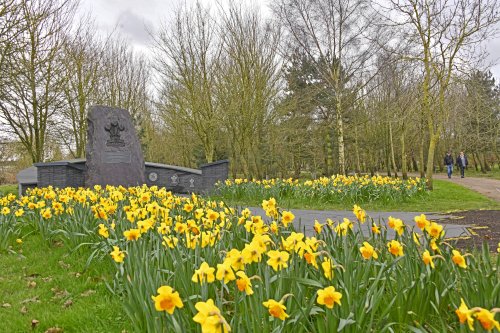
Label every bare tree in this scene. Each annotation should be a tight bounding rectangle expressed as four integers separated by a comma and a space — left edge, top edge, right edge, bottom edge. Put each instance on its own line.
0, 0, 23, 76
217, 3, 281, 178
382, 0, 500, 188
57, 16, 103, 158
0, 0, 77, 163
153, 2, 222, 163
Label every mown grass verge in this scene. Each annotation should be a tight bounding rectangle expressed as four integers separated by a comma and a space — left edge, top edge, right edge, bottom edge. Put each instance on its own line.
0, 184, 17, 196
0, 234, 131, 333
211, 180, 500, 212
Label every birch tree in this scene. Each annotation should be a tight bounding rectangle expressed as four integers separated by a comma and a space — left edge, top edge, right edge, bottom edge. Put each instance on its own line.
273, 0, 383, 175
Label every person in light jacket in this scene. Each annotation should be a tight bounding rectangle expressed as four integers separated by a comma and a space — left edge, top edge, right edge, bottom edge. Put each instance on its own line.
456, 151, 468, 178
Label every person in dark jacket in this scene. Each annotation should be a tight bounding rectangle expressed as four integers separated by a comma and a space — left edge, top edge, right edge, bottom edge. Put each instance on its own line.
444, 151, 454, 178
456, 151, 468, 178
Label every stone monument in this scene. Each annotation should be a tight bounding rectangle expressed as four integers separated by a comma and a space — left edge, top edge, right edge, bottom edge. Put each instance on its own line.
17, 105, 229, 194
85, 106, 145, 187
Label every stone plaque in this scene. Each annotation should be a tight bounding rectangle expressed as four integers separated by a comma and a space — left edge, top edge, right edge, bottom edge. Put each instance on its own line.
102, 151, 132, 164
85, 106, 145, 187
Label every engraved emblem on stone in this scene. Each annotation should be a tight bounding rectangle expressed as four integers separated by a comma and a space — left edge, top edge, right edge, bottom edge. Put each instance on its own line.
171, 174, 179, 185
189, 178, 195, 187
105, 116, 126, 147
148, 172, 158, 182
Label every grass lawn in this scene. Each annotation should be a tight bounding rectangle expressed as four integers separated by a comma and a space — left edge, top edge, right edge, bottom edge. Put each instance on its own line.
212, 179, 500, 212
0, 184, 17, 196
463, 168, 500, 180
0, 235, 131, 333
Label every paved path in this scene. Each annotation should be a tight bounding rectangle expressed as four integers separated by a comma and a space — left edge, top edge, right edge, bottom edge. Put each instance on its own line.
244, 207, 470, 238
432, 173, 500, 202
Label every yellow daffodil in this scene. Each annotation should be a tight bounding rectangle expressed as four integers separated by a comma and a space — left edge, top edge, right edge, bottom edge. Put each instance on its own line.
387, 240, 404, 257
475, 308, 500, 331
360, 242, 378, 260
321, 258, 334, 280
98, 224, 109, 238
226, 249, 245, 271
281, 211, 295, 227
162, 236, 178, 249
157, 223, 170, 235
314, 220, 323, 234
193, 299, 231, 333
335, 218, 353, 236
266, 250, 290, 271
110, 246, 125, 263
262, 299, 289, 321
455, 298, 475, 331
317, 286, 342, 309
303, 251, 319, 269
414, 214, 430, 230
242, 242, 264, 264
413, 232, 421, 246
422, 250, 435, 269
353, 204, 366, 223
426, 222, 444, 239
192, 262, 216, 284
41, 208, 52, 219
123, 228, 141, 241
235, 271, 253, 295
183, 203, 194, 212
388, 216, 404, 236
452, 250, 467, 269
216, 262, 236, 284
151, 286, 183, 314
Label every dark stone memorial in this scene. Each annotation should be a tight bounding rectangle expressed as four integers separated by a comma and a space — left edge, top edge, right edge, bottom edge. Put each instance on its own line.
86, 106, 145, 187
17, 106, 229, 195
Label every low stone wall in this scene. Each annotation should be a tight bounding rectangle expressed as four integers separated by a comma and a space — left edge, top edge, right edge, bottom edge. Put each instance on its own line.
145, 163, 203, 193
34, 161, 85, 189
19, 159, 229, 195
201, 160, 229, 192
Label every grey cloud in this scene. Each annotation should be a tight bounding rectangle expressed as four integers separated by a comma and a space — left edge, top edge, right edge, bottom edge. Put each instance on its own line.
116, 10, 154, 46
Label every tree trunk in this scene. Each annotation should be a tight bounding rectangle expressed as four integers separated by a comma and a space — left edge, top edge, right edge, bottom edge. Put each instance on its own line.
325, 130, 332, 176
336, 112, 346, 175
354, 126, 361, 174
386, 146, 392, 177
389, 122, 398, 178
474, 151, 486, 173
419, 134, 425, 177
401, 126, 408, 179
481, 152, 491, 172
425, 134, 439, 190
471, 153, 479, 171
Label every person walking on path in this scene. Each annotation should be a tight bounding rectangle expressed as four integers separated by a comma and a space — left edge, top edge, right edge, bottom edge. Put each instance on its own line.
444, 152, 454, 178
456, 151, 468, 178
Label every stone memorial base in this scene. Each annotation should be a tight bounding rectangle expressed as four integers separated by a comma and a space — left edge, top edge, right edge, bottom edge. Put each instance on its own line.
17, 159, 228, 195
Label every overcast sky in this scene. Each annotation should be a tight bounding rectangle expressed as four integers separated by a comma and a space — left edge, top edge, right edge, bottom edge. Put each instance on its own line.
79, 0, 500, 81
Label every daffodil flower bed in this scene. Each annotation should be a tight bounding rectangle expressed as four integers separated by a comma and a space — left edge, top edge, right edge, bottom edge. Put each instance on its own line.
1, 186, 499, 332
215, 175, 427, 204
